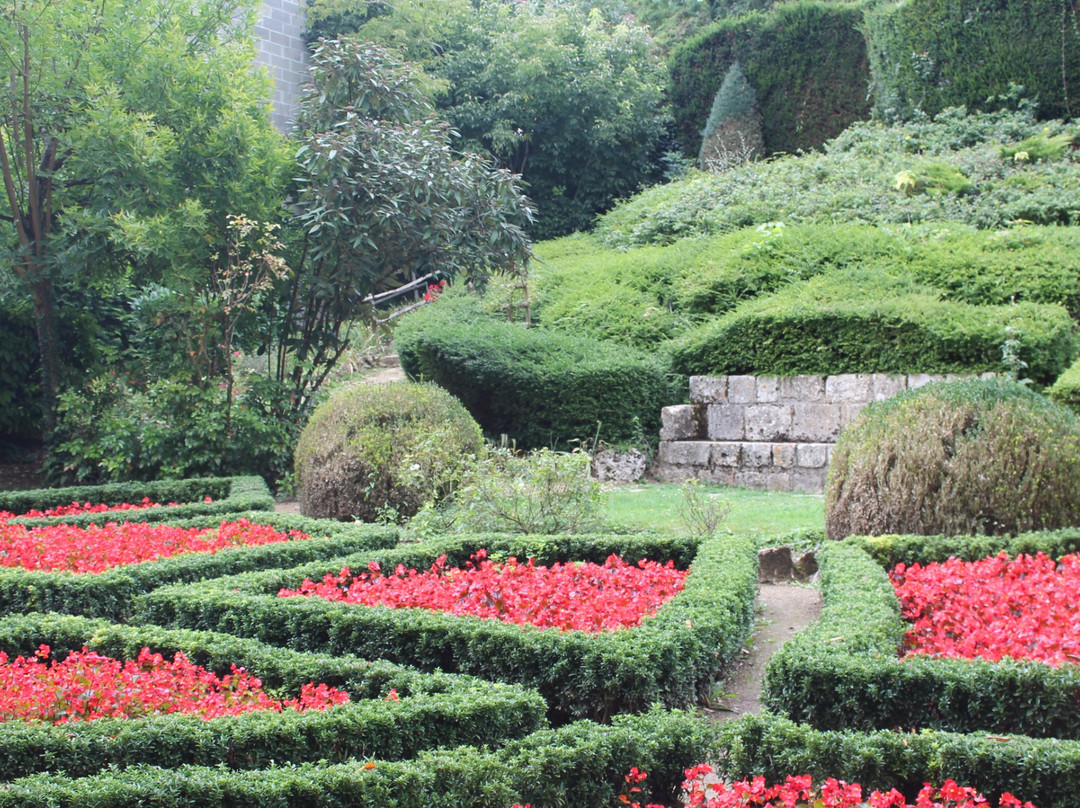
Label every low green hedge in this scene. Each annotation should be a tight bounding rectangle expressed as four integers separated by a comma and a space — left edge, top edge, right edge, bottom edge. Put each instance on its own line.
0, 519, 398, 621
395, 294, 678, 450
135, 532, 756, 721
0, 613, 546, 781
0, 707, 712, 807
670, 270, 1077, 383
0, 475, 274, 526
717, 713, 1080, 808
762, 540, 1080, 738
1049, 356, 1080, 413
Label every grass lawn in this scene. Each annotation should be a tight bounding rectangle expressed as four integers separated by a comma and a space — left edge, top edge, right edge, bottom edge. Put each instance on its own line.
603, 482, 824, 541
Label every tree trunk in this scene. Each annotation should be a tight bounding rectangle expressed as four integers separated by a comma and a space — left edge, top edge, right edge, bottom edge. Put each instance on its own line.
29, 273, 60, 434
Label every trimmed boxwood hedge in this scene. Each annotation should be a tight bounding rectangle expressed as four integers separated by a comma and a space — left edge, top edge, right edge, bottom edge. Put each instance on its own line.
0, 518, 398, 621
717, 713, 1080, 808
134, 531, 756, 721
0, 707, 713, 808
395, 294, 678, 450
670, 271, 1077, 383
0, 475, 274, 527
762, 538, 1080, 739
0, 613, 546, 781
1049, 355, 1080, 413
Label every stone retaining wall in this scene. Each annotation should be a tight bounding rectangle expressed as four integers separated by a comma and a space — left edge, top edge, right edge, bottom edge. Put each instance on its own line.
656, 373, 990, 492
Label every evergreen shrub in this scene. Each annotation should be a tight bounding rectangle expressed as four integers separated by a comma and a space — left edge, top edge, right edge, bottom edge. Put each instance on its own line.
670, 272, 1077, 382
395, 295, 677, 450
669, 1, 871, 157
698, 61, 764, 172
1049, 356, 1080, 413
0, 613, 545, 780
294, 381, 484, 522
826, 379, 1080, 539
135, 532, 757, 721
763, 539, 1080, 741
863, 0, 1080, 120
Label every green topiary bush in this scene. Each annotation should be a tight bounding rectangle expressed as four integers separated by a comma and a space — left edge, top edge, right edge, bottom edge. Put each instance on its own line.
825, 378, 1080, 539
294, 381, 484, 522
1049, 356, 1080, 413
698, 61, 764, 172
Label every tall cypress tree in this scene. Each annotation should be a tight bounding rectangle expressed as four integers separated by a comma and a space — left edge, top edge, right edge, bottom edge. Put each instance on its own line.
698, 61, 765, 171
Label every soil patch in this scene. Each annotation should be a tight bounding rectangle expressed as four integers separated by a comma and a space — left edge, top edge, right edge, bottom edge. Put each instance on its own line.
705, 583, 822, 721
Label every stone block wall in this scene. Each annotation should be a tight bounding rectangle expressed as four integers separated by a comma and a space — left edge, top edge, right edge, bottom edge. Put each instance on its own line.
253, 0, 309, 131
656, 373, 991, 492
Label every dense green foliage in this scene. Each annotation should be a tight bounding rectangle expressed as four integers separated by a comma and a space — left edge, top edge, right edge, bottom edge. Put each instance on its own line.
0, 476, 272, 527
135, 531, 755, 721
698, 61, 764, 171
717, 713, 1080, 808
826, 379, 1080, 539
294, 381, 484, 522
668, 2, 871, 158
1048, 355, 1080, 413
671, 271, 1076, 380
863, 0, 1080, 121
597, 107, 1080, 248
0, 613, 545, 780
763, 540, 1080, 740
395, 294, 677, 449
305, 0, 670, 239
0, 709, 713, 808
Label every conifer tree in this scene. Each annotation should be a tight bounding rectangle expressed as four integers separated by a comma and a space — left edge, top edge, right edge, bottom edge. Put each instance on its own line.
698, 61, 765, 172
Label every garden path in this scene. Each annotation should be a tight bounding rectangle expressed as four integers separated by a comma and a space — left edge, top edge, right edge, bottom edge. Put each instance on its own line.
704, 583, 821, 721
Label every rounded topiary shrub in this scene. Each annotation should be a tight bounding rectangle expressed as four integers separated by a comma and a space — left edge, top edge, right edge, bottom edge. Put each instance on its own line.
294, 382, 484, 522
825, 378, 1080, 539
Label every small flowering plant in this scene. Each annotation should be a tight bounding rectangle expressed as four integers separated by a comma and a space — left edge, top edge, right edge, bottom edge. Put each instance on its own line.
891, 551, 1080, 666
0, 644, 348, 723
680, 767, 1036, 808
0, 518, 309, 574
0, 496, 214, 521
278, 550, 688, 632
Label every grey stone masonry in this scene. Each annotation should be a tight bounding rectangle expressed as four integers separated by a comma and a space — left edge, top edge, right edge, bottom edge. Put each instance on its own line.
254, 0, 309, 132
657, 373, 986, 493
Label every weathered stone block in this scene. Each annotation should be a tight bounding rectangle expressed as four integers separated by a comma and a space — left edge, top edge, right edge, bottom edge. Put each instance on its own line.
660, 405, 704, 441
712, 442, 742, 467
871, 374, 907, 401
796, 443, 828, 468
658, 441, 713, 466
655, 464, 697, 483
826, 374, 872, 403
791, 403, 841, 443
781, 375, 825, 402
791, 467, 828, 493
696, 468, 736, 486
907, 373, 944, 390
735, 470, 767, 490
690, 376, 727, 404
767, 471, 792, 492
743, 442, 774, 468
772, 443, 796, 468
757, 376, 780, 403
758, 546, 794, 583
707, 405, 745, 440
592, 449, 647, 483
745, 404, 793, 441
728, 376, 757, 404
840, 402, 868, 426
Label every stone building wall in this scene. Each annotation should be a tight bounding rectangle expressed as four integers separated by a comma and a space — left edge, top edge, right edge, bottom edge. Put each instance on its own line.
253, 0, 309, 132
656, 373, 991, 492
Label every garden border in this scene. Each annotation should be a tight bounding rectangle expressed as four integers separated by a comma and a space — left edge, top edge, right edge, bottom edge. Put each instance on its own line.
0, 613, 546, 781
135, 531, 757, 721
0, 518, 398, 621
762, 533, 1080, 738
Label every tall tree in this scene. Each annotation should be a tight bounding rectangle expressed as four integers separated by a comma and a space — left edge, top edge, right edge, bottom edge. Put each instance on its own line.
0, 0, 289, 428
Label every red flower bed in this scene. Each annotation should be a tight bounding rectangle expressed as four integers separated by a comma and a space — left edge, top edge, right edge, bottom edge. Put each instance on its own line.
0, 518, 309, 574
0, 645, 347, 723
0, 496, 212, 520
678, 767, 1036, 808
278, 551, 688, 632
891, 552, 1080, 666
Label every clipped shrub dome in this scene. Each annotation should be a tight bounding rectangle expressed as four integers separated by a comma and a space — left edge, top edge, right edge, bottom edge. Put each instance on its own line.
295, 381, 484, 522
825, 378, 1080, 539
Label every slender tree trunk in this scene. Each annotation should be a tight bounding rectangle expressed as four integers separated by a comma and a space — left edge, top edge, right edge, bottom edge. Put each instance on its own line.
28, 272, 60, 433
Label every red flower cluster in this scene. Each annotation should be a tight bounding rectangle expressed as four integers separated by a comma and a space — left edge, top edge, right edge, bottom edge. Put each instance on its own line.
891, 552, 1080, 666
0, 645, 348, 723
0, 518, 309, 574
278, 551, 688, 632
423, 279, 447, 302
680, 767, 1035, 808
0, 496, 213, 521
